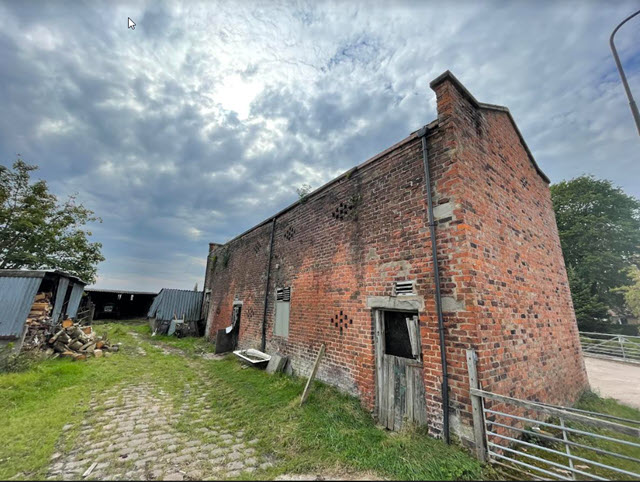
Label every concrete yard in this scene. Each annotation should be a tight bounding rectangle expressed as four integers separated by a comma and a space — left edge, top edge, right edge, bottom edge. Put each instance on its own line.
584, 356, 640, 409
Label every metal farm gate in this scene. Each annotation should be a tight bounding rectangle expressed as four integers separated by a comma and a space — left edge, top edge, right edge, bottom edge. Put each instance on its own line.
579, 332, 640, 364
466, 349, 640, 481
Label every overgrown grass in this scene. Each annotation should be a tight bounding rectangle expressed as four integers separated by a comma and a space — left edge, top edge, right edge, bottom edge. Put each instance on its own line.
0, 322, 494, 480
11, 322, 639, 481
191, 357, 490, 481
499, 391, 640, 480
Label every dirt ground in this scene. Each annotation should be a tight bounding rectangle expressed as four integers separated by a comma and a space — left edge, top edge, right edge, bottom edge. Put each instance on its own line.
584, 356, 640, 409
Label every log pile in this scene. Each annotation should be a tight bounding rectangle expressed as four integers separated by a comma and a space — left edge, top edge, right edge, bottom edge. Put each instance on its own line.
28, 292, 53, 320
22, 293, 119, 360
47, 324, 119, 360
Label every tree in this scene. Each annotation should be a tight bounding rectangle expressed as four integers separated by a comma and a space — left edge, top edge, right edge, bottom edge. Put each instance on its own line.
0, 159, 104, 283
619, 264, 640, 318
551, 176, 640, 329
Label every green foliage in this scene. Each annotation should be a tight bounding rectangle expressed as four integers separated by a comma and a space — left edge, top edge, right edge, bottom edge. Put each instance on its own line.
551, 176, 640, 329
567, 265, 609, 328
0, 159, 104, 283
0, 350, 40, 374
296, 183, 313, 203
618, 265, 640, 318
221, 249, 230, 268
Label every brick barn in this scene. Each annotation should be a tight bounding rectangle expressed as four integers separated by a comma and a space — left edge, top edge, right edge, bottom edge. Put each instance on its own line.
202, 71, 588, 445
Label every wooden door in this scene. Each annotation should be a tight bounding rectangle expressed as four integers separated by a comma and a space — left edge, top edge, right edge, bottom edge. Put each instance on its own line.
375, 310, 427, 430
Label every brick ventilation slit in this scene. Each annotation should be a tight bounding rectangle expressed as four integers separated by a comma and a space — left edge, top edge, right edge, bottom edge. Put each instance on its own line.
284, 226, 296, 241
331, 201, 354, 221
330, 310, 353, 335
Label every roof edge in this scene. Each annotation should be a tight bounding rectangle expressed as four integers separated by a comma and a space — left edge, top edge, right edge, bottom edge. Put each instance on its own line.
217, 127, 429, 246
430, 71, 550, 184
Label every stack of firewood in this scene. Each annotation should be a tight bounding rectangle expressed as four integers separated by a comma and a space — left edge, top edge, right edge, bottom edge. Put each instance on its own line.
47, 322, 119, 361
28, 293, 53, 320
21, 292, 119, 360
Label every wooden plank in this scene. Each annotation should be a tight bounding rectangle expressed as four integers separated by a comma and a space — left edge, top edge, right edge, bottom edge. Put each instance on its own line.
406, 315, 421, 359
300, 344, 325, 406
374, 310, 384, 424
387, 356, 394, 430
470, 388, 640, 438
466, 349, 488, 462
394, 357, 406, 430
412, 366, 428, 425
406, 364, 414, 423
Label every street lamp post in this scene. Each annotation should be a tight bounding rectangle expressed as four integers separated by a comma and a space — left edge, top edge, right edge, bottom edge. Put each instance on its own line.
610, 8, 640, 136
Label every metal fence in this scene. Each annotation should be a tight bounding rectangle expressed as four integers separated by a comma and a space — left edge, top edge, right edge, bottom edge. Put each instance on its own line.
579, 332, 640, 364
466, 350, 640, 481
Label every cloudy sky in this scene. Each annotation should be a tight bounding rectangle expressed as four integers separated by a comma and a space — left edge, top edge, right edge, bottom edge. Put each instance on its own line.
0, 0, 638, 292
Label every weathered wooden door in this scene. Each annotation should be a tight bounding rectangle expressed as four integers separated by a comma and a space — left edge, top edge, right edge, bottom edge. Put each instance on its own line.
375, 310, 427, 430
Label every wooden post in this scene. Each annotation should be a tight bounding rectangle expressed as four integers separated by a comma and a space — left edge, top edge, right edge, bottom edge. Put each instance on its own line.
466, 349, 488, 462
300, 343, 325, 406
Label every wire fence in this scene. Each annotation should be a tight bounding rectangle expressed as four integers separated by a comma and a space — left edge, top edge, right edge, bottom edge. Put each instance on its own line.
579, 332, 640, 364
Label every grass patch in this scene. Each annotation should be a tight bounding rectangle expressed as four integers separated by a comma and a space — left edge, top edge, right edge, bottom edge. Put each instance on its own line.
188, 356, 490, 480
0, 322, 494, 481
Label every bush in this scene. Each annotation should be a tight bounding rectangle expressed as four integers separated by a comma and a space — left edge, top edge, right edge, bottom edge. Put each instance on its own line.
0, 347, 44, 373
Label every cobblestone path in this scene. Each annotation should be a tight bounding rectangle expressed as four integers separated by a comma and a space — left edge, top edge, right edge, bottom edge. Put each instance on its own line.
47, 378, 272, 480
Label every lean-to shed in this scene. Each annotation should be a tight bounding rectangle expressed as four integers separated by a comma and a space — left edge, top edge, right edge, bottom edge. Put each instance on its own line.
147, 289, 204, 336
0, 269, 87, 349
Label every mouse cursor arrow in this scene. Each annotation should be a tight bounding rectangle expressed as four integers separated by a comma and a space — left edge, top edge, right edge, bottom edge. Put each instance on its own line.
128, 17, 136, 30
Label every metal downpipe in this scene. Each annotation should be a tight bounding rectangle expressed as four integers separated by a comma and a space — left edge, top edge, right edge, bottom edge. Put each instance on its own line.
419, 127, 450, 444
261, 217, 276, 352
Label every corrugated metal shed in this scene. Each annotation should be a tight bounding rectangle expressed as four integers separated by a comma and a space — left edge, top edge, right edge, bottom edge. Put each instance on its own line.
0, 269, 88, 340
66, 283, 85, 318
51, 277, 69, 322
0, 272, 45, 339
147, 289, 203, 322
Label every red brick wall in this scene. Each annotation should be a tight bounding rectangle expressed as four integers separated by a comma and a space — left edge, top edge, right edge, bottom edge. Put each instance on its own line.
428, 75, 588, 437
204, 72, 588, 442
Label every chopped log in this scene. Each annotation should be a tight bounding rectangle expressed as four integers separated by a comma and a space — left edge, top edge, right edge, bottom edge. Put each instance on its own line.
34, 293, 48, 302
69, 327, 85, 339
31, 302, 50, 310
73, 354, 87, 361
80, 340, 96, 351
50, 329, 65, 343
96, 341, 104, 349
60, 351, 76, 358
94, 349, 103, 358
53, 341, 69, 353
62, 319, 73, 328
69, 340, 84, 351
82, 326, 92, 335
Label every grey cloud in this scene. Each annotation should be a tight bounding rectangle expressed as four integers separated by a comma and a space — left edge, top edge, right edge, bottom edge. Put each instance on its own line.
1, 0, 638, 291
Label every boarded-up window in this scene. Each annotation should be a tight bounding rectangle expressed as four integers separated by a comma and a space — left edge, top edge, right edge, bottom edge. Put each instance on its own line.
274, 287, 290, 337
